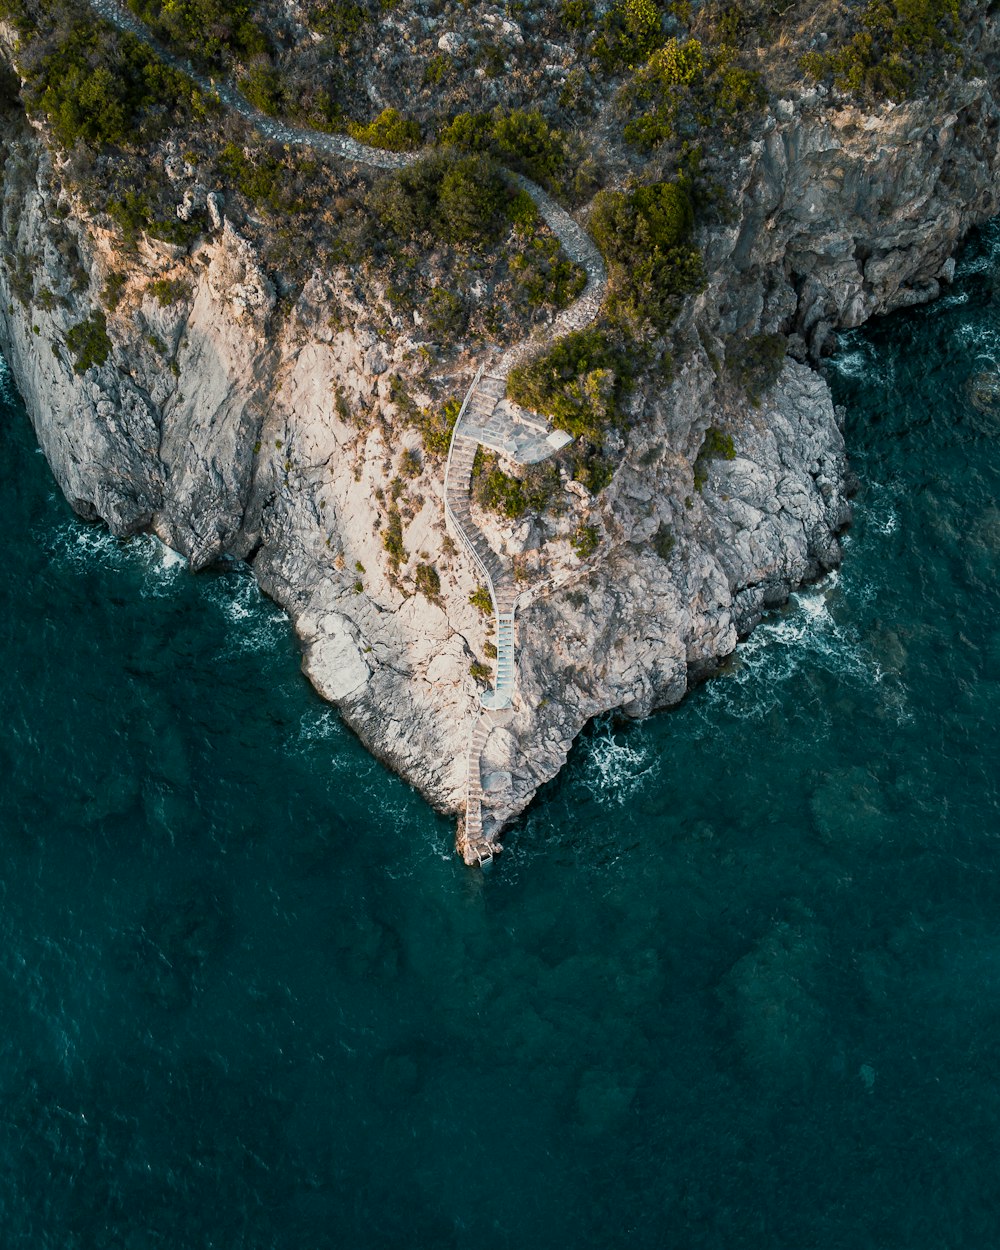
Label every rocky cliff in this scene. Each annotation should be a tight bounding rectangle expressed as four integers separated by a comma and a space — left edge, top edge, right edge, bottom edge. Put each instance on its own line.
1, 26, 998, 846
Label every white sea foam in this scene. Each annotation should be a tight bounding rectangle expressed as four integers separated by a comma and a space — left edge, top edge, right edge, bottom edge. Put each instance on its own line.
581, 721, 659, 807
698, 572, 884, 724
827, 342, 879, 383
204, 573, 290, 656
43, 521, 129, 572
865, 495, 900, 537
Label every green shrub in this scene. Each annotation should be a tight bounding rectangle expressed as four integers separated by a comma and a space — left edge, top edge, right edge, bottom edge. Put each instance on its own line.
474, 458, 560, 519
570, 523, 600, 558
311, 0, 367, 48
218, 142, 320, 216
126, 0, 267, 68
348, 107, 421, 152
437, 154, 508, 242
560, 0, 595, 33
589, 180, 705, 330
369, 152, 508, 246
693, 425, 736, 491
414, 562, 441, 599
620, 37, 765, 151
469, 660, 492, 681
438, 108, 589, 201
147, 277, 191, 307
102, 271, 128, 311
417, 396, 462, 457
423, 54, 454, 86
728, 331, 786, 404
238, 61, 288, 117
400, 447, 422, 478
483, 640, 498, 658
382, 508, 406, 563
651, 521, 674, 559
507, 327, 630, 440
424, 287, 465, 338
24, 16, 200, 151
802, 0, 962, 98
66, 310, 112, 374
510, 234, 587, 312
469, 585, 493, 614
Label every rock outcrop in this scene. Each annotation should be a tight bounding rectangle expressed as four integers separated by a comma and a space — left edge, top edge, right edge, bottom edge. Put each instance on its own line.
1, 35, 999, 846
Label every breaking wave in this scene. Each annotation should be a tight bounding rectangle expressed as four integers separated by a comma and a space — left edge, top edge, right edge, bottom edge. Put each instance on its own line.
580, 720, 659, 807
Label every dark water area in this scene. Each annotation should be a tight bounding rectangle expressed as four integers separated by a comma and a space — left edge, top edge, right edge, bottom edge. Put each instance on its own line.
2, 224, 1000, 1249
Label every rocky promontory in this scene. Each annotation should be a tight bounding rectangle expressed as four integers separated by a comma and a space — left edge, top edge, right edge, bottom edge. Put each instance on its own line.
1, 0, 997, 850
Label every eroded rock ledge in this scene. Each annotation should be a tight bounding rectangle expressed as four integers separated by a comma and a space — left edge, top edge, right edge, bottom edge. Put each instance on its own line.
1, 62, 998, 843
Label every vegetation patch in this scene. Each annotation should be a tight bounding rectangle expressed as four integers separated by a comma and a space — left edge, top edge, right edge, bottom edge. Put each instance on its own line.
507, 327, 630, 440
469, 585, 493, 614
570, 523, 600, 558
369, 152, 509, 247
147, 277, 191, 307
414, 396, 461, 458
589, 180, 705, 332
728, 331, 787, 404
126, 0, 268, 69
474, 453, 560, 520
414, 562, 441, 599
591, 0, 668, 73
437, 107, 596, 203
65, 309, 112, 373
381, 508, 406, 564
620, 37, 765, 152
348, 107, 421, 153
693, 424, 735, 491
801, 0, 963, 99
19, 8, 210, 151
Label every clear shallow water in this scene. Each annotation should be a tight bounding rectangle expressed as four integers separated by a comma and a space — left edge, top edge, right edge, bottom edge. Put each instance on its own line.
2, 225, 1000, 1249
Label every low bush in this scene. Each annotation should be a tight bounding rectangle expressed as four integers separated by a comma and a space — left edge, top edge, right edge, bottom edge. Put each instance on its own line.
474, 457, 560, 520
424, 287, 465, 338
469, 585, 493, 614
620, 37, 765, 152
147, 277, 191, 306
382, 508, 406, 563
728, 331, 786, 404
693, 424, 735, 491
218, 142, 322, 217
570, 523, 600, 558
348, 107, 421, 153
414, 562, 441, 599
310, 0, 368, 49
369, 152, 508, 247
66, 310, 112, 373
589, 180, 705, 331
126, 0, 267, 68
651, 521, 675, 559
507, 327, 630, 440
102, 271, 128, 311
591, 0, 667, 72
22, 12, 204, 151
510, 234, 587, 313
417, 396, 462, 457
801, 0, 962, 98
437, 107, 594, 202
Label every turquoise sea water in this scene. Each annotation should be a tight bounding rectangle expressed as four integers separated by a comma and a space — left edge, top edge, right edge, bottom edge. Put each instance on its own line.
2, 223, 1000, 1248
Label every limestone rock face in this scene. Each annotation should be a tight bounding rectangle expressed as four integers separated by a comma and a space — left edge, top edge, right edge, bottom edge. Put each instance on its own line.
2, 50, 1000, 837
